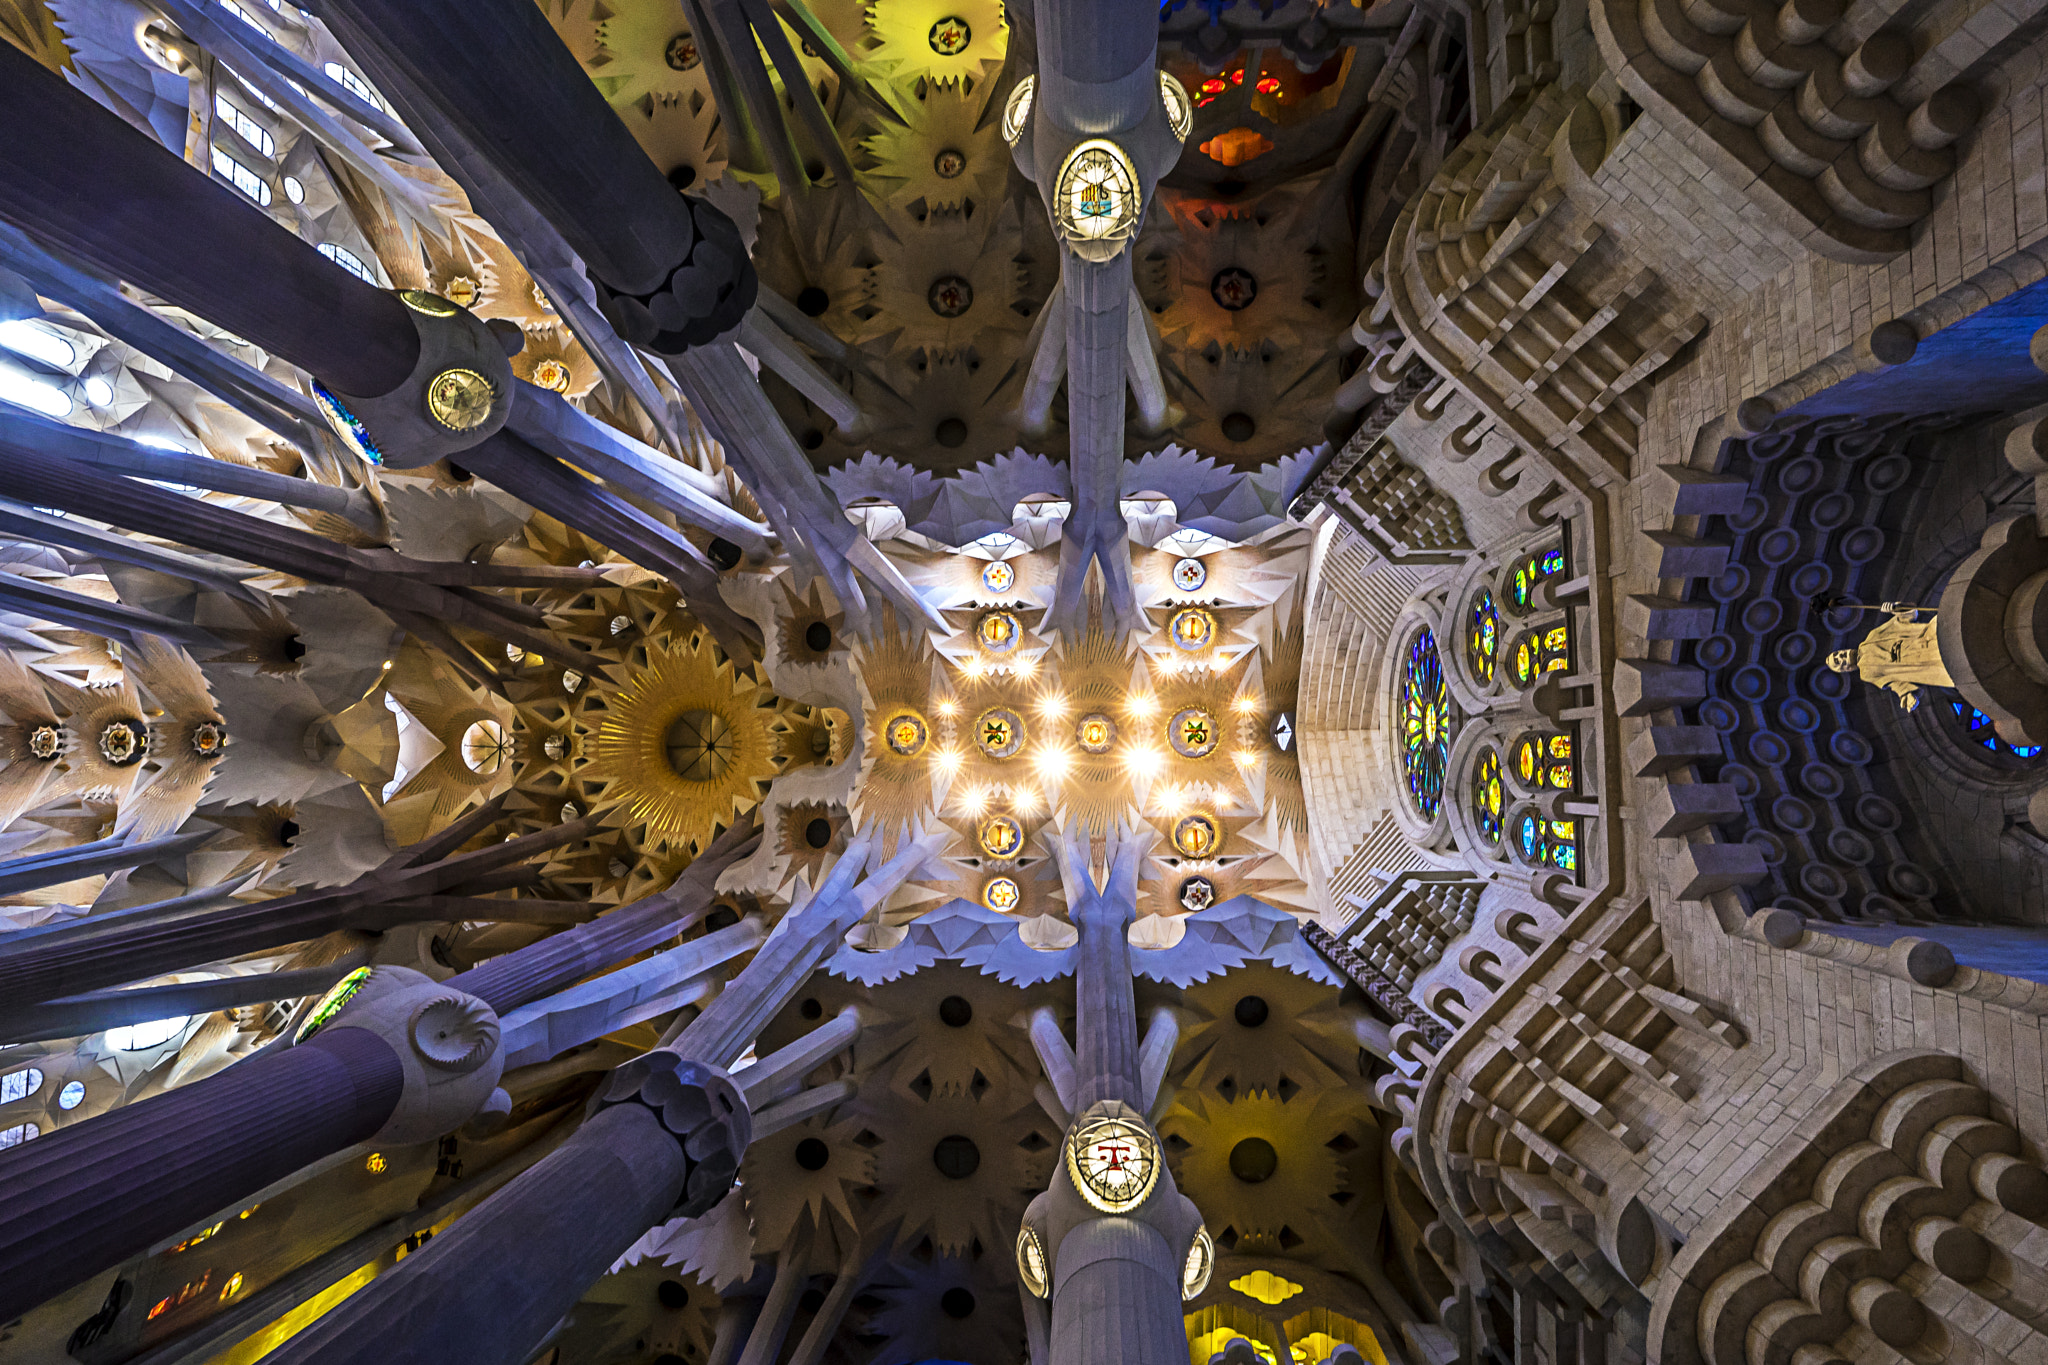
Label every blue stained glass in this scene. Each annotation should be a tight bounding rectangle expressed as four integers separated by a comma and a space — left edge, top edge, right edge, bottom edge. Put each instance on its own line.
1468, 589, 1498, 685
1950, 699, 2044, 758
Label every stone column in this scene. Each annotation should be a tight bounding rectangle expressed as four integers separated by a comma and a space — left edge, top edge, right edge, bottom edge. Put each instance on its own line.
1024, 832, 1203, 1365
0, 829, 212, 897
259, 835, 941, 1365
0, 1027, 404, 1324
0, 41, 415, 397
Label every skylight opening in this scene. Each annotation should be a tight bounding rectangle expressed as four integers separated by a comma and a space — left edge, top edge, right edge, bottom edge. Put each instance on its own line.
210, 147, 273, 205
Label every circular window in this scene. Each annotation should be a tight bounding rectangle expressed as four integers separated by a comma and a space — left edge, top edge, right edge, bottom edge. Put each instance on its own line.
97, 719, 147, 766
665, 710, 735, 782
57, 1080, 85, 1110
927, 276, 974, 317
927, 16, 971, 54
977, 610, 1021, 654
982, 875, 1020, 911
1400, 628, 1452, 819
26, 723, 61, 760
980, 560, 1015, 594
664, 32, 700, 69
460, 719, 510, 775
1168, 708, 1217, 758
1179, 875, 1215, 911
1173, 557, 1208, 592
934, 148, 967, 178
884, 712, 929, 757
1076, 713, 1117, 754
1173, 811, 1221, 857
1169, 607, 1217, 652
1210, 267, 1257, 311
976, 708, 1026, 760
978, 813, 1024, 859
191, 721, 228, 760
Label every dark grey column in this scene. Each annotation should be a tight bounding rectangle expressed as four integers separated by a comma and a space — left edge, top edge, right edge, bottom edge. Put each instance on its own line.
449, 823, 758, 1013
0, 964, 357, 1046
257, 835, 943, 1365
0, 1027, 403, 1324
0, 830, 214, 897
0, 41, 415, 397
0, 805, 601, 1005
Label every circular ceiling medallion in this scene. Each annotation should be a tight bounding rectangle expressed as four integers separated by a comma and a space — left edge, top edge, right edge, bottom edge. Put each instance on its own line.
976, 707, 1026, 760
1016, 1225, 1049, 1298
884, 712, 929, 758
665, 32, 700, 69
665, 709, 736, 782
978, 813, 1024, 859
397, 289, 458, 317
977, 610, 1021, 654
1053, 139, 1140, 262
1210, 267, 1258, 311
190, 721, 227, 760
98, 719, 146, 766
442, 275, 480, 308
1065, 1103, 1162, 1213
1076, 713, 1117, 754
980, 560, 1015, 594
425, 367, 497, 432
1182, 1225, 1215, 1300
530, 358, 572, 393
1173, 557, 1208, 592
1169, 606, 1217, 652
983, 875, 1020, 912
927, 15, 971, 53
1179, 875, 1215, 912
1173, 811, 1222, 858
934, 148, 967, 179
26, 723, 61, 761
928, 275, 973, 318
1168, 707, 1217, 759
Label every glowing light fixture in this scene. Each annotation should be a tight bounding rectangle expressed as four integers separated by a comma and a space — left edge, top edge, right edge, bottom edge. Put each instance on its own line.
1001, 76, 1035, 146
1160, 70, 1193, 143
1183, 1225, 1214, 1299
0, 320, 76, 369
1052, 139, 1141, 263
1065, 1102, 1162, 1212
1017, 1225, 1049, 1297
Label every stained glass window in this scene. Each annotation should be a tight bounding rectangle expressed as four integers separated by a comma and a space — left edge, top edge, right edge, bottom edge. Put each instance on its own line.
1468, 589, 1498, 686
1513, 733, 1575, 789
1401, 628, 1452, 819
1471, 749, 1503, 845
1509, 624, 1571, 686
1515, 814, 1578, 873
1949, 699, 2045, 759
1508, 545, 1567, 615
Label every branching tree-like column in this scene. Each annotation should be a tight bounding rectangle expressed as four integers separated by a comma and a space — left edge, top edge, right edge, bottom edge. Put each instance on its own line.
259, 830, 943, 1365
0, 819, 763, 1324
1018, 827, 1209, 1365
1005, 0, 1188, 639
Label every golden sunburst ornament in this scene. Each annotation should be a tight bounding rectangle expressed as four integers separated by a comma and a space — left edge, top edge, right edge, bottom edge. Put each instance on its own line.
978, 812, 1024, 858
585, 632, 787, 854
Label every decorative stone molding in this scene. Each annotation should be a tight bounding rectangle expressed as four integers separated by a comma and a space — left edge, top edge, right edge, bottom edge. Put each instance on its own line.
316, 965, 505, 1145
1647, 1049, 2048, 1365
590, 1050, 753, 1217
1382, 85, 1706, 482
1590, 0, 1981, 262
1939, 513, 2048, 748
1414, 901, 1742, 1321
1304, 920, 1453, 1051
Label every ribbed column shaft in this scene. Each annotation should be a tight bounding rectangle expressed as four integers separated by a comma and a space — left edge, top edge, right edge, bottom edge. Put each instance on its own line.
261, 1103, 688, 1365
0, 42, 415, 396
1047, 1219, 1188, 1365
450, 891, 705, 1015
309, 0, 695, 295
1034, 0, 1159, 132
0, 830, 212, 896
0, 1028, 402, 1324
1071, 895, 1142, 1110
0, 965, 355, 1046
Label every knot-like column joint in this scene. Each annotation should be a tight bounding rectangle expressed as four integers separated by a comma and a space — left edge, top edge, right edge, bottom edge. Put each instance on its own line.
593, 196, 758, 353
590, 1051, 753, 1217
317, 290, 515, 469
